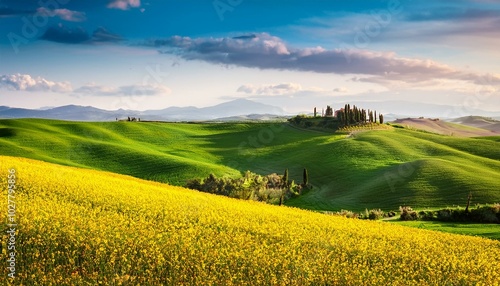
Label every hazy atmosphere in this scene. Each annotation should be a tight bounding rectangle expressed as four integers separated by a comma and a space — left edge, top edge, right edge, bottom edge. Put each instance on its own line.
1, 0, 499, 117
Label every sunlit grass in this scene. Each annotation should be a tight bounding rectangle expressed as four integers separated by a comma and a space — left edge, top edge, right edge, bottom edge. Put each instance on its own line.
0, 118, 499, 212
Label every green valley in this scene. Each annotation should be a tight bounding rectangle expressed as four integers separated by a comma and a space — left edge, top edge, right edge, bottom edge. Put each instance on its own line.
0, 118, 499, 212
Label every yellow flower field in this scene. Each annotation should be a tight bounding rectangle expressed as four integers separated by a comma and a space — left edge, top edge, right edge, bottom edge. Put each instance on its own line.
1, 155, 499, 285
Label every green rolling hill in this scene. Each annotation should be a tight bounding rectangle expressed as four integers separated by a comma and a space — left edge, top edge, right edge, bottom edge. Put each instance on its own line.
1, 118, 499, 211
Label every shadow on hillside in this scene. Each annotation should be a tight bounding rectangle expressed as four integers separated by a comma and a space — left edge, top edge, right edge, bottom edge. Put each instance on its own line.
189, 123, 333, 178
0, 128, 16, 138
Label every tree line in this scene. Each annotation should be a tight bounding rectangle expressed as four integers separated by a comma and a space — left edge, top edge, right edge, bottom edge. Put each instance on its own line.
186, 168, 310, 205
336, 104, 383, 126
289, 103, 385, 130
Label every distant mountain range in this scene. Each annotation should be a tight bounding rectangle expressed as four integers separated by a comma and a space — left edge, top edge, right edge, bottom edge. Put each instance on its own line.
0, 99, 286, 121
1, 99, 499, 122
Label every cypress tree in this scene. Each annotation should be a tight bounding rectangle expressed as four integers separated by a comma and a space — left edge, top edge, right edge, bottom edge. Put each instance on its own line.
354, 106, 358, 123
280, 168, 289, 206
374, 111, 377, 123
465, 192, 472, 212
379, 113, 384, 124
303, 168, 309, 186
349, 104, 353, 125
283, 169, 289, 188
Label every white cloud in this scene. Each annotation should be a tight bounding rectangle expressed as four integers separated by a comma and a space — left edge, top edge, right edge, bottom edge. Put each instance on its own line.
36, 7, 86, 22
0, 74, 170, 97
0, 74, 72, 93
74, 83, 170, 96
237, 82, 302, 95
107, 0, 141, 10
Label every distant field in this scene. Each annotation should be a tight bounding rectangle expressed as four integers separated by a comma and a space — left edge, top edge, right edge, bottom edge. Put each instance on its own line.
1, 156, 499, 285
389, 220, 500, 241
391, 117, 498, 137
1, 118, 499, 212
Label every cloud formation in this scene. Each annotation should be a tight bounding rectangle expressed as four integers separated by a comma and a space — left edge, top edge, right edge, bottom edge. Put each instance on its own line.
40, 24, 123, 44
150, 33, 500, 88
0, 74, 72, 93
0, 74, 169, 97
237, 83, 302, 95
91, 27, 124, 43
74, 83, 170, 96
107, 0, 141, 10
40, 24, 89, 44
36, 7, 86, 22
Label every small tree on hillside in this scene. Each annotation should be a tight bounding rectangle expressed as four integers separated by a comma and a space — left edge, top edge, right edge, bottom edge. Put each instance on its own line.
283, 169, 289, 188
280, 169, 289, 206
325, 106, 333, 117
379, 113, 384, 124
465, 192, 472, 213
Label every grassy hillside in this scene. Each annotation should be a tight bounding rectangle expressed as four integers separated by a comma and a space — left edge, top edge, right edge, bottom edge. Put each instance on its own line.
452, 116, 500, 133
0, 119, 242, 184
1, 118, 499, 211
1, 156, 499, 285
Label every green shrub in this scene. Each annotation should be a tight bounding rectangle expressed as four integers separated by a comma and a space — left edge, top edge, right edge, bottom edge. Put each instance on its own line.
399, 206, 418, 221
418, 210, 436, 221
185, 171, 309, 205
469, 205, 500, 223
367, 209, 385, 220
432, 205, 500, 223
335, 209, 359, 219
437, 208, 452, 221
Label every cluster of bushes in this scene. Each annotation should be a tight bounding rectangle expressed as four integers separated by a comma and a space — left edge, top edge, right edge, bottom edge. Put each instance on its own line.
399, 206, 419, 221
364, 209, 385, 220
288, 115, 386, 132
399, 204, 500, 223
324, 204, 500, 224
422, 204, 500, 223
328, 209, 397, 220
186, 171, 307, 205
287, 115, 340, 130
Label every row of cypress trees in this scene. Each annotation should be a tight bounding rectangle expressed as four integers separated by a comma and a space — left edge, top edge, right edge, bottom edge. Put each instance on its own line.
336, 104, 384, 126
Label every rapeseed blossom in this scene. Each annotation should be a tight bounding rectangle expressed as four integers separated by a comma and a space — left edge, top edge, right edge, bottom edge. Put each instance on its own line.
1, 156, 499, 285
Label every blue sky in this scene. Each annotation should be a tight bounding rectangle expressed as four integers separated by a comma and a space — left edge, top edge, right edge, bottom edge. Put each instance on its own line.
1, 0, 499, 116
